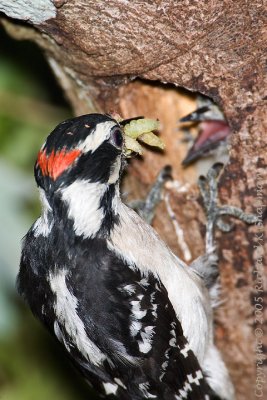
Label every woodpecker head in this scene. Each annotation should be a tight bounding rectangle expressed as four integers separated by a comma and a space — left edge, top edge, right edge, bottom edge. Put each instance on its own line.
35, 114, 124, 192
33, 114, 127, 238
180, 102, 230, 166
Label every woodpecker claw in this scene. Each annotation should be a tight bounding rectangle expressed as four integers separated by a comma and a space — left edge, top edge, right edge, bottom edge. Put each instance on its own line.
130, 165, 172, 224
216, 218, 233, 232
199, 163, 257, 253
217, 205, 258, 224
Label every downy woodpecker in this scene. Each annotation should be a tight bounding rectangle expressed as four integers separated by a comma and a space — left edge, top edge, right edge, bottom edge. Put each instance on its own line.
18, 114, 235, 400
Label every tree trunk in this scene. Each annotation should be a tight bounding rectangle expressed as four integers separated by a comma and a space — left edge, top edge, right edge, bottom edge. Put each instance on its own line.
1, 1, 266, 399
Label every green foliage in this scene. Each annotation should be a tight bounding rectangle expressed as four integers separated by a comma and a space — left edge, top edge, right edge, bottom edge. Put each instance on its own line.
0, 28, 100, 400
0, 305, 95, 400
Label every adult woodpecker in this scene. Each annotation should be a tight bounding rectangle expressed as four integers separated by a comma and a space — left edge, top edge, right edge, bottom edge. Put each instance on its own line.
18, 114, 234, 400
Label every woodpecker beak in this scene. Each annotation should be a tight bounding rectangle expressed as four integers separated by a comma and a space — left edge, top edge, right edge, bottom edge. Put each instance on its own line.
182, 120, 230, 166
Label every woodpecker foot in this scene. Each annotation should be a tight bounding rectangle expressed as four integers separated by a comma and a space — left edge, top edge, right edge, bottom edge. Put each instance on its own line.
198, 162, 257, 253
190, 249, 219, 294
130, 165, 172, 224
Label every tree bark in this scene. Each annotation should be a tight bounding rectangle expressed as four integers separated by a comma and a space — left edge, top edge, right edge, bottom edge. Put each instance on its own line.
1, 1, 266, 399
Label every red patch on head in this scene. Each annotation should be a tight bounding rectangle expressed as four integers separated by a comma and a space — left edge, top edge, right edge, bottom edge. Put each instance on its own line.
37, 148, 81, 180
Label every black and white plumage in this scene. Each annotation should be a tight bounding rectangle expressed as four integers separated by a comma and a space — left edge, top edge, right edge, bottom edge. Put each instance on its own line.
18, 114, 234, 400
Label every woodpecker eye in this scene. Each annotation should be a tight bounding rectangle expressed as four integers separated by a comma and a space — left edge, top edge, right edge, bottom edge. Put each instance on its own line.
110, 128, 123, 148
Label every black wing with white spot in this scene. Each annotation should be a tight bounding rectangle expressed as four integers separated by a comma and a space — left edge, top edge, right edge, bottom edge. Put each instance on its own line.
50, 238, 219, 400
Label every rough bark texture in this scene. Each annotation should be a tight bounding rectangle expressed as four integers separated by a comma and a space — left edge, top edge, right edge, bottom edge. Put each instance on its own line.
1, 1, 266, 399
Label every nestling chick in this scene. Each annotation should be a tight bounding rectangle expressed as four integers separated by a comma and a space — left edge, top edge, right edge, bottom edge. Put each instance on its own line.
180, 96, 230, 167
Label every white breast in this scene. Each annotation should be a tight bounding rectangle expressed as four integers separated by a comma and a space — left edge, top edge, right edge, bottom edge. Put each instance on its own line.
108, 202, 212, 363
